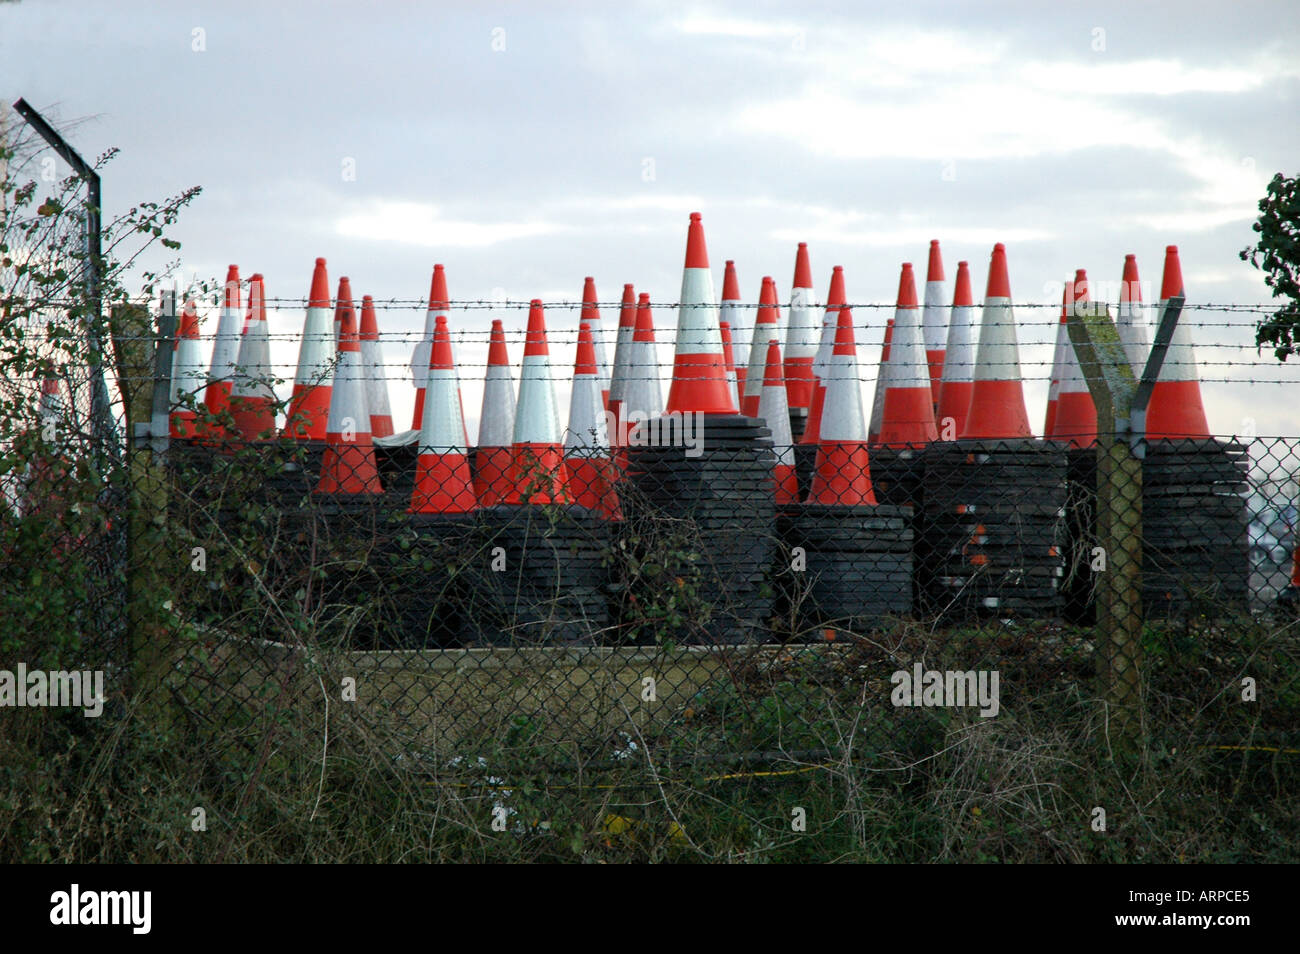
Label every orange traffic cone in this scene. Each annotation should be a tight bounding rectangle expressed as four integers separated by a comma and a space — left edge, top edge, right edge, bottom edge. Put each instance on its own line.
410, 314, 476, 513
801, 265, 847, 447
359, 295, 394, 438
204, 265, 242, 418
476, 318, 516, 506
1145, 246, 1210, 439
756, 338, 799, 504
565, 320, 621, 518
284, 258, 335, 440
169, 298, 207, 438
229, 273, 277, 440
507, 300, 571, 504
412, 264, 449, 430
867, 317, 894, 445
936, 261, 976, 440
1050, 269, 1097, 448
960, 243, 1033, 439
619, 292, 664, 449
808, 306, 876, 506
316, 288, 381, 495
1117, 254, 1151, 375
719, 318, 740, 409
1044, 282, 1069, 437
581, 277, 612, 407
664, 213, 737, 415
784, 242, 818, 412
922, 240, 948, 410
741, 276, 780, 417
607, 283, 637, 440
878, 263, 939, 447
720, 260, 749, 399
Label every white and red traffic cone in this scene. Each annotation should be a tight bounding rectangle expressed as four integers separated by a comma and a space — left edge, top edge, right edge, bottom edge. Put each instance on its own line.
922, 240, 948, 411
283, 258, 335, 440
475, 318, 516, 506
619, 292, 664, 451
720, 260, 749, 399
741, 276, 780, 418
756, 338, 799, 504
936, 261, 977, 440
1117, 254, 1151, 375
316, 289, 381, 495
784, 242, 818, 413
960, 243, 1033, 439
878, 263, 939, 447
1146, 246, 1210, 440
607, 283, 637, 439
358, 295, 394, 438
867, 317, 894, 445
1044, 281, 1069, 438
1050, 269, 1097, 448
581, 276, 611, 407
229, 273, 277, 441
719, 318, 740, 409
412, 264, 449, 431
808, 305, 876, 506
410, 314, 477, 513
801, 265, 847, 447
664, 212, 737, 416
169, 298, 207, 438
204, 264, 242, 417
507, 299, 571, 504
565, 320, 620, 518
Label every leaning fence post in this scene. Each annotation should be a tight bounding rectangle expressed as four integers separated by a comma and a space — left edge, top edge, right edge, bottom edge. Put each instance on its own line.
1065, 302, 1144, 751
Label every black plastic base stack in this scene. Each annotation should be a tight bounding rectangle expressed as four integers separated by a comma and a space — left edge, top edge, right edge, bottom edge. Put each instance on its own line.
777, 503, 912, 635
920, 439, 1067, 621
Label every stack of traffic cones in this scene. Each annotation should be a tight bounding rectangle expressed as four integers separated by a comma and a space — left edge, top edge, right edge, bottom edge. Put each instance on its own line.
808, 306, 876, 506
359, 295, 394, 438
316, 288, 381, 495
475, 318, 517, 506
618, 292, 663, 450
1050, 269, 1097, 448
229, 273, 277, 441
921, 240, 948, 412
607, 283, 637, 440
755, 338, 799, 504
409, 315, 476, 513
204, 265, 242, 419
796, 265, 846, 497
1145, 245, 1210, 440
1116, 254, 1150, 375
581, 277, 612, 407
936, 261, 976, 439
961, 244, 1032, 439
412, 264, 449, 430
720, 260, 749, 398
877, 263, 939, 447
801, 265, 846, 448
283, 258, 335, 441
784, 243, 818, 438
741, 276, 780, 417
169, 299, 207, 438
719, 318, 740, 409
507, 300, 571, 504
664, 213, 737, 416
564, 321, 620, 518
867, 318, 894, 446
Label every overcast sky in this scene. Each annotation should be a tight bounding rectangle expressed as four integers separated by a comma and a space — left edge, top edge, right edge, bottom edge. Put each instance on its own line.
4, 0, 1299, 436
